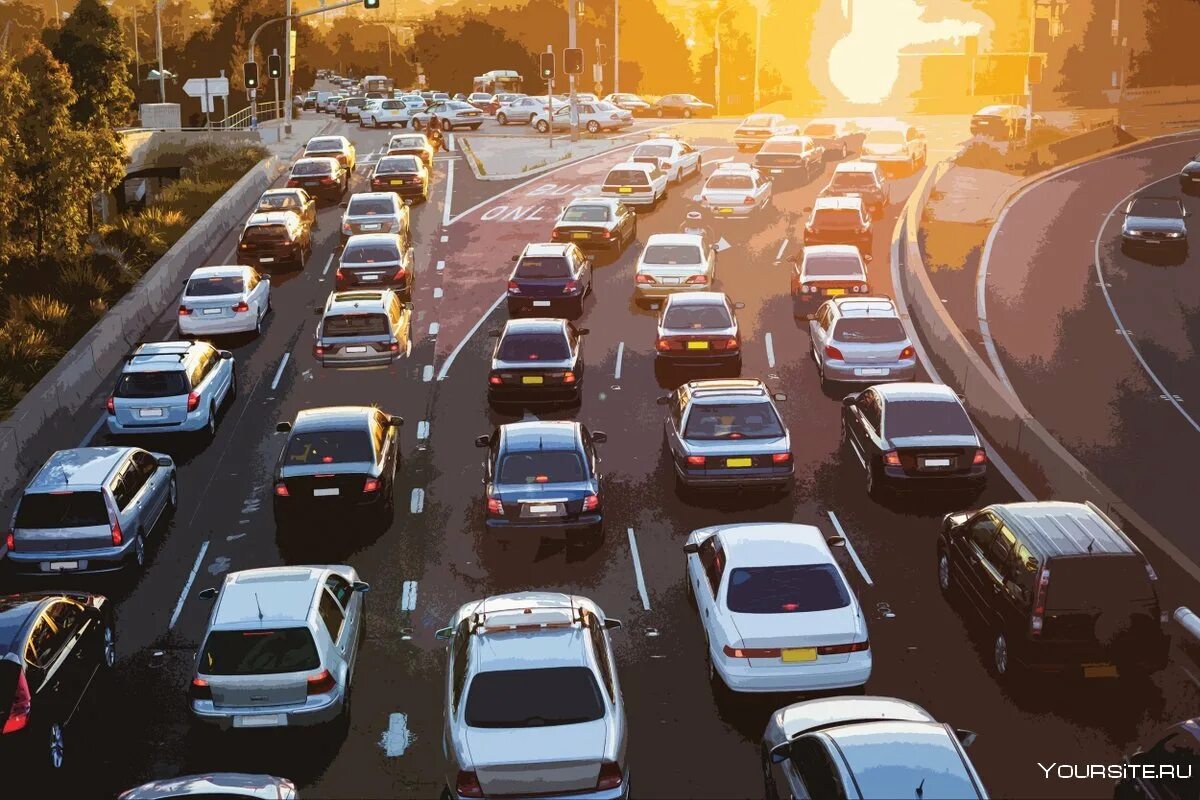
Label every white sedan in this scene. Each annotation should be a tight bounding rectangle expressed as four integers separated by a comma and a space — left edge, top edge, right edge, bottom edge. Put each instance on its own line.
496, 95, 552, 125
531, 101, 633, 134
411, 100, 485, 131
697, 163, 773, 218
629, 137, 702, 183
358, 98, 411, 128
634, 233, 716, 302
685, 522, 871, 694
396, 93, 428, 114
177, 265, 270, 337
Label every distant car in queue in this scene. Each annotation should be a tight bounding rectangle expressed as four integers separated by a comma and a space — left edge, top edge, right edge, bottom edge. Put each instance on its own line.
371, 155, 430, 201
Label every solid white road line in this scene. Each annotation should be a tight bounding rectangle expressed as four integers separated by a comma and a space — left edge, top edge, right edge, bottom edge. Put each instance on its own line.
400, 580, 419, 611
827, 511, 873, 586
437, 292, 506, 380
428, 322, 440, 336
380, 712, 413, 757
169, 540, 211, 629
270, 352, 290, 391
775, 238, 789, 262
79, 413, 107, 448
614, 341, 625, 380
160, 324, 178, 341
410, 488, 425, 513
446, 133, 456, 151
765, 332, 776, 368
422, 365, 434, 382
416, 420, 430, 440
626, 527, 651, 611
322, 253, 334, 276
436, 259, 445, 272
433, 287, 443, 299
441, 159, 456, 227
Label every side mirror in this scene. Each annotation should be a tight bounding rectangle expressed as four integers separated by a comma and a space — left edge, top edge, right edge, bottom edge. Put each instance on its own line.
863, 254, 874, 263
157, 456, 172, 467
218, 351, 233, 360
769, 742, 791, 764
576, 327, 590, 336
276, 421, 293, 433
655, 395, 672, 406
475, 434, 491, 448
511, 254, 520, 261
182, 280, 189, 287
827, 536, 846, 548
198, 587, 218, 600
389, 416, 405, 427
591, 431, 607, 444
352, 581, 371, 593
841, 393, 861, 407
434, 626, 454, 641
773, 392, 787, 402
486, 329, 501, 338
683, 542, 700, 554
734, 302, 745, 309
956, 729, 978, 748
604, 618, 622, 630
404, 198, 414, 205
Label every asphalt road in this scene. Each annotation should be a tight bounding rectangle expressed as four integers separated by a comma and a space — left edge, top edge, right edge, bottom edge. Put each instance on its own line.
13, 108, 1200, 800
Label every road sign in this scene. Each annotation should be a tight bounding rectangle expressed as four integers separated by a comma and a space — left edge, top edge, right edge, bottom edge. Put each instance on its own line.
592, 64, 602, 83
183, 77, 230, 97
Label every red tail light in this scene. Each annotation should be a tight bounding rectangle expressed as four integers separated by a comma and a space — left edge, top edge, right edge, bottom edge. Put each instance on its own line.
743, 196, 755, 205
335, 269, 344, 281
320, 176, 334, 184
559, 371, 575, 384
188, 677, 212, 701
507, 280, 520, 293
488, 374, 503, 385
817, 640, 870, 655
314, 345, 326, 357
106, 396, 115, 415
600, 229, 612, 238
178, 305, 192, 316
723, 645, 782, 658
824, 345, 844, 361
274, 483, 290, 497
563, 280, 579, 294
596, 761, 624, 791
393, 267, 407, 281
972, 448, 987, 465
2, 669, 30, 734
636, 273, 656, 284
550, 229, 561, 238
486, 497, 504, 515
656, 337, 672, 351
456, 770, 484, 799
4, 532, 12, 552
1030, 566, 1050, 635
899, 345, 915, 360
772, 452, 792, 464
232, 301, 250, 313
187, 392, 200, 412
883, 450, 901, 467
713, 337, 738, 350
583, 493, 600, 512
685, 274, 709, 285
363, 478, 381, 493
388, 341, 400, 352
686, 455, 706, 466
306, 669, 336, 695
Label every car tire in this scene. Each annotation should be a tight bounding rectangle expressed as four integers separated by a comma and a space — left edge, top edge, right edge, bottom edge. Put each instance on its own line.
497, 112, 508, 125
656, 108, 664, 118
992, 630, 1017, 679
694, 157, 702, 177
227, 370, 238, 405
370, 117, 379, 128
100, 622, 116, 669
586, 120, 600, 134
166, 474, 179, 518
535, 119, 549, 133
255, 308, 264, 336
937, 548, 955, 598
132, 530, 146, 569
687, 576, 697, 609
840, 142, 848, 159
865, 459, 883, 500
45, 719, 66, 771
683, 108, 692, 119
204, 404, 217, 441
571, 296, 585, 319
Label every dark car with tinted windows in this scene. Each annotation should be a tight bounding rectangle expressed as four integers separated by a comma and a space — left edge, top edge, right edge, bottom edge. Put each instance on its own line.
370, 155, 430, 201
802, 196, 873, 253
336, 233, 414, 298
506, 242, 593, 318
1114, 719, 1200, 800
1121, 196, 1188, 256
651, 93, 714, 119
550, 197, 638, 253
818, 162, 889, 218
1180, 155, 1200, 194
477, 420, 606, 543
286, 157, 348, 203
237, 211, 312, 270
487, 318, 586, 409
655, 291, 741, 371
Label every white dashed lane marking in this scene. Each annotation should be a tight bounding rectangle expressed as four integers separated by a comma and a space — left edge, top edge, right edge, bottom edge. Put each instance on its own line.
410, 488, 425, 513
169, 540, 211, 629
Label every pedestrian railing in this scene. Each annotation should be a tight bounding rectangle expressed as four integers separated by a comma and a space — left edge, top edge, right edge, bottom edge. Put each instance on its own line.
216, 100, 285, 130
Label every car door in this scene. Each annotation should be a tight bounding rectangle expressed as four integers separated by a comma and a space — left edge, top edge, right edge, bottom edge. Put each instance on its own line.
25, 609, 84, 730
846, 389, 882, 465
809, 302, 832, 354
953, 513, 1001, 615
692, 534, 725, 645
131, 450, 167, 528
665, 388, 686, 461
115, 457, 152, 536
979, 520, 1021, 629
45, 599, 100, 726
326, 574, 362, 668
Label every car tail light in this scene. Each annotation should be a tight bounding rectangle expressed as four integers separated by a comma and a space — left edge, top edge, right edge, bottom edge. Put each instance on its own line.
306, 669, 336, 695
393, 267, 407, 281
723, 645, 782, 658
1030, 566, 1050, 635
178, 305, 192, 316
685, 274, 709, 285
320, 176, 334, 184
636, 273, 656, 284
596, 762, 623, 791
363, 478, 380, 493
899, 345, 915, 360
972, 449, 987, 465
486, 497, 504, 515
232, 301, 250, 313
562, 371, 576, 384
456, 770, 484, 799
824, 345, 844, 361
274, 483, 290, 497
110, 515, 123, 546
743, 196, 755, 205
817, 640, 870, 655
656, 337, 673, 351
772, 452, 792, 464
883, 450, 901, 467
686, 455, 706, 466
563, 279, 579, 294
600, 229, 612, 239
551, 229, 561, 238
106, 396, 115, 415
583, 493, 600, 512
388, 340, 400, 352
4, 532, 12, 552
852, 283, 868, 293
341, 222, 352, 235
313, 344, 326, 357
507, 279, 520, 293
488, 374, 503, 385
187, 391, 200, 412
2, 669, 30, 734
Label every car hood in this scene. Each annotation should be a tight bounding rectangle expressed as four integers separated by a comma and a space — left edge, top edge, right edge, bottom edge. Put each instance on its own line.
1124, 215, 1186, 232
465, 718, 609, 796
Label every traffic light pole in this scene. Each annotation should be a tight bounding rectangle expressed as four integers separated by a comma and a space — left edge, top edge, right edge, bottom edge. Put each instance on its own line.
567, 0, 579, 143
283, 0, 293, 135
272, 47, 280, 123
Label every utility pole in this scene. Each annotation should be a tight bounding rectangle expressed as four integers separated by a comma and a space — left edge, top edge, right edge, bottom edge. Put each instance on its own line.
155, 0, 165, 102
283, 0, 293, 135
752, 3, 761, 110
714, 5, 736, 117
131, 9, 140, 85
613, 0, 619, 94
1113, 0, 1126, 127
567, 0, 579, 142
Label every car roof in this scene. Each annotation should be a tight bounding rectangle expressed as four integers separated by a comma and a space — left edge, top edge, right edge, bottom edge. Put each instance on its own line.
462, 592, 596, 671
665, 291, 727, 307
502, 317, 567, 335
833, 161, 880, 173
500, 420, 581, 452
763, 135, 809, 144
715, 523, 832, 567
873, 382, 959, 403
325, 290, 393, 313
521, 242, 571, 257
645, 233, 704, 247
813, 196, 865, 210
826, 720, 981, 797
245, 211, 300, 226
683, 378, 769, 403
306, 136, 348, 147
261, 188, 304, 197
123, 340, 206, 373
714, 162, 756, 173
831, 296, 897, 316
988, 501, 1136, 558
565, 196, 621, 208
118, 774, 293, 800
292, 405, 377, 432
777, 695, 936, 739
188, 265, 248, 280
213, 567, 324, 628
293, 156, 338, 168
27, 447, 131, 492
609, 161, 654, 173
344, 232, 402, 245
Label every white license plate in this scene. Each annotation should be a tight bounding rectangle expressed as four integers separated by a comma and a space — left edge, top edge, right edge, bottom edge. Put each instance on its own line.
529, 504, 557, 514
923, 458, 952, 468
362, 224, 381, 231
47, 561, 79, 571
313, 487, 340, 497
533, 300, 551, 307
202, 308, 223, 315
855, 368, 888, 376
234, 714, 286, 728
662, 277, 682, 285
139, 408, 164, 418
304, 181, 320, 186
770, 169, 783, 174
346, 346, 368, 353
1192, 177, 1200, 182
259, 257, 275, 263
359, 274, 380, 281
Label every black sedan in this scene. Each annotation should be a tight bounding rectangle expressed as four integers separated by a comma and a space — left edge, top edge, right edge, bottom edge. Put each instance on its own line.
651, 93, 715, 119
1180, 154, 1200, 194
0, 591, 115, 772
1121, 196, 1189, 256
272, 405, 403, 527
370, 155, 430, 202
506, 242, 594, 318
477, 420, 606, 543
842, 382, 987, 499
487, 318, 587, 410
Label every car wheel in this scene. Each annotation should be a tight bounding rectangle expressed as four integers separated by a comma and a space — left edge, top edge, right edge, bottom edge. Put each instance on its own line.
167, 475, 178, 516
840, 142, 848, 159
656, 108, 664, 118
683, 108, 692, 119
227, 370, 238, 405
132, 530, 146, 569
586, 120, 600, 134
255, 308, 264, 335
865, 459, 882, 499
497, 112, 508, 125
371, 117, 379, 128
535, 119, 549, 133
694, 157, 702, 177
101, 623, 116, 669
992, 631, 1012, 677
47, 720, 65, 771
687, 577, 697, 609
205, 404, 217, 440
937, 548, 954, 597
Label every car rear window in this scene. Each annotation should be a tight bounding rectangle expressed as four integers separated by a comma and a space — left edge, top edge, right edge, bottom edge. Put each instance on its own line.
498, 451, 585, 484
1045, 555, 1155, 612
760, 140, 804, 154
307, 137, 343, 151
243, 224, 289, 243
726, 564, 851, 614
465, 666, 605, 728
642, 244, 702, 265
497, 331, 570, 361
706, 174, 753, 190
804, 123, 837, 137
342, 243, 400, 263
391, 137, 427, 149
347, 197, 395, 215
115, 370, 190, 398
198, 628, 320, 676
292, 161, 331, 176
606, 169, 648, 186
258, 193, 302, 211
836, 724, 981, 800
633, 144, 674, 159
378, 156, 421, 173
833, 318, 906, 343
830, 171, 877, 188
684, 401, 785, 440
516, 256, 571, 279
883, 399, 975, 438
865, 129, 905, 145
381, 100, 404, 110
561, 205, 610, 223
323, 313, 389, 337
812, 208, 863, 227
285, 430, 373, 465
15, 491, 108, 528
803, 254, 864, 279
663, 303, 732, 329
743, 115, 774, 127
186, 275, 244, 296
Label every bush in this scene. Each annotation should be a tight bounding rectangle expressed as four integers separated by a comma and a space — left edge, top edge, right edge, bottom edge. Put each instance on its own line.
55, 260, 113, 306
8, 295, 71, 333
180, 142, 269, 184
0, 319, 63, 385
954, 141, 1009, 171
103, 207, 188, 272
153, 178, 232, 222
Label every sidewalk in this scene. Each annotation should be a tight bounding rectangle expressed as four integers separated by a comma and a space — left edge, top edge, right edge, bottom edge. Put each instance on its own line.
257, 115, 332, 160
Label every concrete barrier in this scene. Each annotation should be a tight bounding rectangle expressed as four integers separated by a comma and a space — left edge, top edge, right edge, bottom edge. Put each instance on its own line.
0, 156, 285, 511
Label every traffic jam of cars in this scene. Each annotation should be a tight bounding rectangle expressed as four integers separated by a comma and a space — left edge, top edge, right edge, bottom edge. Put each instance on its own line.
3, 73, 1195, 800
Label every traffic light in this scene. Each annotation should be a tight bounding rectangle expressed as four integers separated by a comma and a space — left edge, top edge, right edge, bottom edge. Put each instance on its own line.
243, 61, 259, 90
540, 51, 554, 81
564, 47, 583, 75
267, 54, 282, 79
1028, 55, 1044, 85
364, 0, 380, 7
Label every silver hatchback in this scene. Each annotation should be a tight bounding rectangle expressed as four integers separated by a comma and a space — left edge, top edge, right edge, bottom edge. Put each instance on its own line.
313, 289, 412, 368
809, 296, 916, 388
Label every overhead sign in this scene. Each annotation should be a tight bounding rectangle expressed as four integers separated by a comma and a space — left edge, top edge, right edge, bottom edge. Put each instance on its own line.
183, 77, 230, 97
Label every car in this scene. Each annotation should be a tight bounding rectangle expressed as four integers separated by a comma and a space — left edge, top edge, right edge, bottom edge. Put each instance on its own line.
970, 103, 1029, 140
386, 132, 435, 167
339, 96, 367, 121
496, 95, 552, 125
287, 156, 349, 202
303, 135, 356, 170
318, 93, 342, 113
789, 244, 870, 318
303, 90, 319, 109
603, 92, 652, 116
109, 339, 236, 438
550, 197, 638, 253
336, 233, 415, 297
651, 93, 714, 118
371, 155, 430, 201
685, 522, 867, 693
734, 113, 799, 150
809, 296, 916, 388
431, 91, 450, 103
255, 187, 317, 228
629, 137, 703, 184
1179, 154, 1200, 193
333, 98, 349, 118
842, 382, 986, 498
0, 591, 115, 771
364, 91, 387, 100
660, 379, 791, 493
697, 162, 773, 218
178, 265, 271, 337
339, 191, 410, 244
118, 773, 298, 799
818, 161, 889, 218
397, 93, 428, 115
238, 211, 312, 270
938, 500, 1169, 681
466, 91, 499, 113
359, 97, 411, 128
506, 242, 594, 317
435, 592, 627, 799
492, 92, 527, 108
600, 162, 668, 208
313, 289, 412, 368
802, 118, 864, 160
762, 696, 989, 799
654, 291, 741, 370
533, 101, 633, 134
1114, 719, 1200, 800
1121, 196, 1189, 256
635, 233, 716, 303
752, 135, 825, 182
418, 90, 435, 105
860, 123, 927, 171
574, 93, 600, 104
271, 407, 403, 526
5, 446, 176, 575
476, 421, 606, 542
412, 100, 484, 131
801, 196, 873, 253
189, 565, 370, 731
487, 318, 587, 409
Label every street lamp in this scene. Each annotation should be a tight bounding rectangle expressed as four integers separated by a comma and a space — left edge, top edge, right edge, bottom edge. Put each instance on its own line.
712, 4, 736, 116
155, 0, 166, 103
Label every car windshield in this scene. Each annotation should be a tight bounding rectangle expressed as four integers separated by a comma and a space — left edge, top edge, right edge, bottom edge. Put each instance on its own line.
243, 224, 289, 243
1127, 197, 1182, 218
378, 156, 421, 173
804, 255, 864, 278
259, 193, 301, 210
633, 144, 674, 159
198, 628, 320, 676
744, 115, 774, 127
804, 123, 838, 137
833, 317, 906, 343
865, 129, 905, 145
561, 205, 610, 223
323, 313, 389, 337
447, 101, 472, 110
465, 666, 605, 728
883, 399, 975, 438
682, 95, 701, 103
726, 564, 851, 614
707, 174, 754, 191
516, 256, 571, 279
812, 208, 863, 227
306, 138, 343, 152
760, 140, 804, 154
390, 137, 426, 149
498, 450, 586, 483
347, 197, 395, 215
285, 429, 373, 464
595, 101, 619, 111
342, 244, 400, 263
643, 244, 702, 265
830, 172, 876, 188
497, 331, 570, 361
115, 370, 189, 398
292, 161, 331, 176
663, 303, 732, 329
684, 401, 785, 440
606, 169, 648, 186
1045, 556, 1155, 611
186, 275, 244, 296
15, 491, 108, 529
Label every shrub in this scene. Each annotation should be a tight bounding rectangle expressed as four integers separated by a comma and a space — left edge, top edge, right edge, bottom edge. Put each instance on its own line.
181, 142, 269, 183
153, 178, 231, 222
8, 294, 71, 333
954, 141, 1009, 171
0, 319, 63, 384
103, 207, 188, 271
56, 261, 113, 305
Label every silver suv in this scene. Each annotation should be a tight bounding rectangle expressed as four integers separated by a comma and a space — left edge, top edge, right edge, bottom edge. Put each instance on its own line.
809, 296, 916, 388
436, 592, 629, 800
339, 191, 410, 243
5, 446, 177, 576
189, 565, 369, 731
313, 289, 412, 368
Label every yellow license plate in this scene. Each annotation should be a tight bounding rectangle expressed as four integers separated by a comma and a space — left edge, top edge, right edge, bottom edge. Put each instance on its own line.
825, 288, 845, 296
390, 180, 403, 185
782, 648, 818, 663
686, 341, 709, 350
572, 232, 590, 239
1082, 663, 1119, 679
726, 457, 752, 468
718, 208, 733, 214
618, 187, 633, 193
522, 375, 544, 385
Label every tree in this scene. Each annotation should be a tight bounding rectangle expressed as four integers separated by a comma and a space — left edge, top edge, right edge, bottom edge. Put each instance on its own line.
1130, 0, 1200, 87
0, 55, 31, 290
1056, 0, 1117, 103
48, 0, 135, 128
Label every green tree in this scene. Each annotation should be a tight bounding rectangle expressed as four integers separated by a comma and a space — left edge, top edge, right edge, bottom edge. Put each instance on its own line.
0, 55, 31, 291
48, 0, 135, 128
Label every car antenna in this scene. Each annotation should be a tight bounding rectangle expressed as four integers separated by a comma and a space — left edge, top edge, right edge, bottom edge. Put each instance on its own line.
255, 592, 264, 622
915, 778, 924, 798
1087, 537, 1095, 553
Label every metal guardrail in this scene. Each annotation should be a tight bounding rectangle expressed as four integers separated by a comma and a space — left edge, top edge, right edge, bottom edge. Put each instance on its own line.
216, 100, 285, 130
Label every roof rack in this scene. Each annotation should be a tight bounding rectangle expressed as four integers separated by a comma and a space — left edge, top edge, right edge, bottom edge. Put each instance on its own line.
470, 602, 586, 635
128, 342, 191, 362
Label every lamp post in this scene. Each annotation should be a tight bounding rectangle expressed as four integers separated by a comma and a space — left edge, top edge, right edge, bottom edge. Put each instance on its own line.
613, 0, 619, 94
713, 4, 736, 117
155, 0, 166, 103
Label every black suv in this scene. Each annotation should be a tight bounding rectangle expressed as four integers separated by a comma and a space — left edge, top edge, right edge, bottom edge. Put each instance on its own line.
937, 501, 1170, 681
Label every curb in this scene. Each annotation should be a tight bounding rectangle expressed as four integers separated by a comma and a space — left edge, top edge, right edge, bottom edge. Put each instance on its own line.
458, 136, 626, 182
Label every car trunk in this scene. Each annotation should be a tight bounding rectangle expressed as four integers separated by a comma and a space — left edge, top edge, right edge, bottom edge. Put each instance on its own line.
1042, 556, 1165, 662
702, 190, 753, 208
755, 152, 804, 168
554, 223, 612, 245
115, 390, 191, 428
468, 720, 607, 796
373, 173, 422, 190
830, 338, 908, 365
343, 215, 394, 236
731, 607, 862, 666
280, 462, 374, 500
888, 435, 978, 475
13, 490, 113, 552
491, 359, 575, 388
493, 481, 592, 523
802, 279, 867, 297
339, 263, 404, 288
658, 332, 737, 356
512, 275, 574, 299
182, 293, 241, 322
209, 670, 311, 709
683, 436, 787, 479
641, 265, 706, 287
